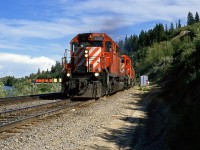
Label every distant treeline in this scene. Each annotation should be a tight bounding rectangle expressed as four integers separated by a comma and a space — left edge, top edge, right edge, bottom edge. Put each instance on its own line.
0, 61, 62, 86
30, 61, 62, 79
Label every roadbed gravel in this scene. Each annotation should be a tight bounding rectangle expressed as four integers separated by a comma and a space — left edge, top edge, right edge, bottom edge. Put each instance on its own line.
0, 87, 149, 150
0, 100, 60, 112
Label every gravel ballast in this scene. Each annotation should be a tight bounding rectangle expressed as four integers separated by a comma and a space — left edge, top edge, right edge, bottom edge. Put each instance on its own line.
0, 100, 59, 112
0, 87, 147, 150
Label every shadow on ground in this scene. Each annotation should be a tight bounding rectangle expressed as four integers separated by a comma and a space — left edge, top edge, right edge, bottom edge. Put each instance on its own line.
88, 87, 169, 150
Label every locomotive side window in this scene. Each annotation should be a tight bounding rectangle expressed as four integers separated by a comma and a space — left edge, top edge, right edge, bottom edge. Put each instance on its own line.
72, 42, 78, 52
106, 42, 112, 52
121, 57, 125, 63
71, 42, 78, 65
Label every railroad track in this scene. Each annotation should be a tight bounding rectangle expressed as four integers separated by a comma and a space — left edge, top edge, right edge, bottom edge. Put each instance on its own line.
0, 99, 90, 132
0, 92, 65, 105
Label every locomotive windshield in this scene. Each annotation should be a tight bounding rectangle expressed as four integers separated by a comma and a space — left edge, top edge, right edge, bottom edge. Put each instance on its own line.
80, 41, 102, 47
77, 33, 103, 47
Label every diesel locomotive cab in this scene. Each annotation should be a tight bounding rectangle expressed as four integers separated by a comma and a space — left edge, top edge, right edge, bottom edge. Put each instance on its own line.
71, 34, 103, 75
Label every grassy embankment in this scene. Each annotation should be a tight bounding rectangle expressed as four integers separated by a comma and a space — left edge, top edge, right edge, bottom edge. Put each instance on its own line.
139, 23, 200, 149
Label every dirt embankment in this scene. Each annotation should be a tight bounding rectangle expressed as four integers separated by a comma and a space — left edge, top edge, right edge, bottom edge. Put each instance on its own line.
1, 86, 170, 150
132, 86, 169, 150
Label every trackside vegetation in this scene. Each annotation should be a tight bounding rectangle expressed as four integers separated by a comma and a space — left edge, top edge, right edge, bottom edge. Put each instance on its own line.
0, 61, 62, 97
162, 26, 200, 149
0, 80, 61, 97
118, 11, 200, 149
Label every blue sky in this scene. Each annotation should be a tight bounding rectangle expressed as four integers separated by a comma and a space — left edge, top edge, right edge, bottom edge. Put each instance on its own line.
0, 0, 199, 77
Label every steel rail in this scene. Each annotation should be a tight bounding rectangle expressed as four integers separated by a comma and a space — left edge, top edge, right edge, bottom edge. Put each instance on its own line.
0, 100, 67, 117
0, 92, 65, 105
0, 100, 93, 133
0, 107, 65, 132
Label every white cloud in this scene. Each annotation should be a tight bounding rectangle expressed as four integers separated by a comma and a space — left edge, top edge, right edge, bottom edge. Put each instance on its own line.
0, 0, 199, 41
0, 53, 56, 78
0, 19, 74, 39
0, 37, 65, 61
61, 0, 200, 23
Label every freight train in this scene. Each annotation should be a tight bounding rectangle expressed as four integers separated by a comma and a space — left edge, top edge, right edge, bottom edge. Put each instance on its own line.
61, 33, 135, 98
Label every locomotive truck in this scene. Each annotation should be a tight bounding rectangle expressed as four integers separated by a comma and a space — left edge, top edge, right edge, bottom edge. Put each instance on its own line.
61, 33, 135, 98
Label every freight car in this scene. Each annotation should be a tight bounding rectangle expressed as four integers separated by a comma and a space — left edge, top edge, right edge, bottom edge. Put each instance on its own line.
61, 33, 135, 98
34, 78, 62, 83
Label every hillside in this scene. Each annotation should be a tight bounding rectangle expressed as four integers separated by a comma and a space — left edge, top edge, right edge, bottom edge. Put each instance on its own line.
136, 22, 200, 149
136, 23, 200, 82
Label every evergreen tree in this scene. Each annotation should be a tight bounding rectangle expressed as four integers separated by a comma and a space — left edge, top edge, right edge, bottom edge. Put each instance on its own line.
170, 22, 174, 31
164, 24, 171, 39
178, 19, 181, 28
124, 35, 131, 52
37, 68, 41, 75
138, 30, 146, 47
187, 11, 194, 25
129, 34, 134, 52
2, 76, 16, 86
29, 73, 35, 79
148, 29, 154, 45
51, 61, 62, 78
132, 35, 139, 51
118, 39, 124, 52
153, 23, 165, 42
165, 24, 168, 32
195, 12, 200, 22
168, 22, 175, 36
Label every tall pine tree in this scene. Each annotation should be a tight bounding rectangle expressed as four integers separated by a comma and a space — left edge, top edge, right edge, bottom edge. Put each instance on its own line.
169, 22, 174, 35
187, 11, 195, 25
124, 35, 131, 53
195, 12, 200, 22
118, 39, 124, 52
154, 23, 165, 42
178, 19, 181, 28
138, 30, 146, 47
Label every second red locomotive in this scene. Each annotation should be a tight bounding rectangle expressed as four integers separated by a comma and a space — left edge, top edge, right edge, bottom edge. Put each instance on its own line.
61, 33, 135, 98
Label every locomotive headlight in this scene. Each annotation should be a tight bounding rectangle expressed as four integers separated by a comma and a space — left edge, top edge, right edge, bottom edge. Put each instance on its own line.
85, 50, 88, 54
67, 73, 71, 77
94, 72, 99, 77
85, 54, 89, 57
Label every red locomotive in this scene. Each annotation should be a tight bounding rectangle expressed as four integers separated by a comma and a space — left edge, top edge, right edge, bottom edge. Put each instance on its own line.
61, 33, 135, 98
